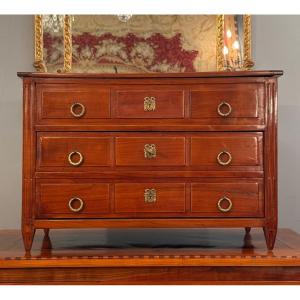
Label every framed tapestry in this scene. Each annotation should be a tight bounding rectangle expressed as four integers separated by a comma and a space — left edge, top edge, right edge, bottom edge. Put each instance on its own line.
34, 15, 253, 73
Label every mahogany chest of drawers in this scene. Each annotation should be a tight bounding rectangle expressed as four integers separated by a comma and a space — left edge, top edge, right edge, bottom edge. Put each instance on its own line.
18, 71, 282, 251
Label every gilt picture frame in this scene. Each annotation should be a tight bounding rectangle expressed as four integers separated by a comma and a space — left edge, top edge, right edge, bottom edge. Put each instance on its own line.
34, 15, 254, 73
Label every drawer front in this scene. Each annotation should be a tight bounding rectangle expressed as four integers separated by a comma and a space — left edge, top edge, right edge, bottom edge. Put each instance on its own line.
37, 182, 110, 218
115, 137, 186, 166
37, 133, 112, 169
37, 84, 110, 122
37, 132, 261, 172
113, 89, 185, 118
190, 84, 264, 123
191, 133, 263, 167
35, 83, 264, 128
191, 181, 264, 217
115, 183, 186, 213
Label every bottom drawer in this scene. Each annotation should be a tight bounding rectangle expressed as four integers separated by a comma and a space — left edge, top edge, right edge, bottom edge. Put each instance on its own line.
36, 180, 263, 218
37, 182, 110, 218
191, 182, 264, 217
114, 183, 186, 213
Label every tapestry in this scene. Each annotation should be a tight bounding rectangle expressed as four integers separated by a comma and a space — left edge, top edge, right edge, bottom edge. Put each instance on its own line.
43, 15, 217, 73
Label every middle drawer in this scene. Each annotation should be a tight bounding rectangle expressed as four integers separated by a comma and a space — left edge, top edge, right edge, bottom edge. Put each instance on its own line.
37, 132, 262, 171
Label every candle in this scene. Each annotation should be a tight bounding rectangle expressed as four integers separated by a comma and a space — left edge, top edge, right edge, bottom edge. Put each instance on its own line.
226, 29, 232, 38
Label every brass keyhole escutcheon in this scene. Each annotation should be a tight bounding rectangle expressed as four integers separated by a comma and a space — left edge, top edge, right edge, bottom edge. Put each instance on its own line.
144, 144, 157, 159
144, 96, 156, 111
144, 188, 157, 203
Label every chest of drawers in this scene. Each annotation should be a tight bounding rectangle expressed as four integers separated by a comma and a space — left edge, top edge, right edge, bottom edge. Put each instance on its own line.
18, 71, 282, 251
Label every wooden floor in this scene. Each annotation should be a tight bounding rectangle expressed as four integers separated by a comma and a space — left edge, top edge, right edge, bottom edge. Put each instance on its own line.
1, 228, 300, 284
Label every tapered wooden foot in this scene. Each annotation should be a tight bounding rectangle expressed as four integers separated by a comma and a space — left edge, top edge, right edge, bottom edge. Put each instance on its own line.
245, 227, 251, 234
22, 226, 36, 252
42, 228, 52, 250
243, 230, 254, 249
263, 227, 277, 250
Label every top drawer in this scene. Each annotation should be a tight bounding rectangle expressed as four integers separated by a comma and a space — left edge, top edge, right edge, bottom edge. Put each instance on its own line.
36, 84, 110, 122
36, 82, 264, 127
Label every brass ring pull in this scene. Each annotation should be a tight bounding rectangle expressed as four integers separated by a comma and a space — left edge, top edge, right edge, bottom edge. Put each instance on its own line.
68, 151, 84, 166
217, 196, 233, 212
217, 101, 232, 117
70, 102, 86, 118
217, 150, 232, 166
68, 197, 84, 212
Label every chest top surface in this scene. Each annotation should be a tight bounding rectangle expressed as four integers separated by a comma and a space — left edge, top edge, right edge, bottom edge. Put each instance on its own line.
18, 70, 283, 79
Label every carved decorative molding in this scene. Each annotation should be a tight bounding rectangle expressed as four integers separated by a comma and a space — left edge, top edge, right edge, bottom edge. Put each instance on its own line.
216, 15, 225, 71
243, 15, 255, 70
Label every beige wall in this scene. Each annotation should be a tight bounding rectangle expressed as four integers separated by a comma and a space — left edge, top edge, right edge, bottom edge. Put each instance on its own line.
0, 15, 299, 232
0, 15, 34, 229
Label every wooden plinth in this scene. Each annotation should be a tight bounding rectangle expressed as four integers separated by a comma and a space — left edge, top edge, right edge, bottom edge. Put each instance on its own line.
1, 228, 300, 284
